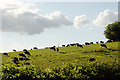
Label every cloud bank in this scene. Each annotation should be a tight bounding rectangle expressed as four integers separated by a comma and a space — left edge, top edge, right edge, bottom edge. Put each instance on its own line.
0, 0, 118, 35
93, 9, 118, 26
1, 0, 73, 35
74, 15, 89, 28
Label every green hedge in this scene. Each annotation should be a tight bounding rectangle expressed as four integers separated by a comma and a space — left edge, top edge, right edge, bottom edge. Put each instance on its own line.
1, 62, 120, 80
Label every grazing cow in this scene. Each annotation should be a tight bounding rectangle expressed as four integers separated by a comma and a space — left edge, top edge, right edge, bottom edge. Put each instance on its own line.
89, 58, 95, 62
66, 44, 70, 47
23, 49, 27, 52
14, 57, 18, 62
33, 47, 38, 49
96, 42, 98, 44
76, 43, 80, 46
85, 42, 90, 45
56, 48, 59, 52
100, 41, 104, 43
19, 53, 26, 58
19, 57, 25, 61
3, 53, 8, 56
12, 57, 18, 64
12, 59, 17, 64
90, 42, 94, 44
100, 44, 107, 48
70, 44, 76, 46
13, 49, 16, 52
77, 44, 83, 48
50, 47, 56, 51
24, 51, 31, 56
53, 46, 56, 48
62, 45, 65, 47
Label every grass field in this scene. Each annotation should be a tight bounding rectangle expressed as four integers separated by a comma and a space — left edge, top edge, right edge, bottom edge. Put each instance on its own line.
2, 42, 120, 70
1, 42, 120, 80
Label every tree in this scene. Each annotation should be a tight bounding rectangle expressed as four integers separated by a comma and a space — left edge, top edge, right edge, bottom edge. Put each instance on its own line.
104, 21, 120, 41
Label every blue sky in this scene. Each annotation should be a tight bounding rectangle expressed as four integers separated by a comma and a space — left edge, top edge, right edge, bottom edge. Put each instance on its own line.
0, 0, 118, 52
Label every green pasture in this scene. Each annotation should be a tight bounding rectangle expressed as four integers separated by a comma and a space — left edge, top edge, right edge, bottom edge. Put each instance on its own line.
2, 42, 120, 70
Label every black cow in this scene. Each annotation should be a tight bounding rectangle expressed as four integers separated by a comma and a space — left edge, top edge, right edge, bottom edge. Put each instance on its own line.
3, 53, 8, 56
75, 43, 80, 45
12, 57, 19, 64
53, 46, 56, 48
13, 49, 16, 52
23, 49, 27, 52
70, 44, 76, 46
66, 44, 70, 47
12, 59, 17, 64
77, 44, 83, 48
96, 42, 99, 44
89, 58, 95, 62
19, 57, 25, 61
50, 47, 56, 51
85, 42, 90, 45
19, 53, 26, 58
14, 57, 18, 62
33, 47, 38, 49
56, 48, 59, 52
24, 51, 31, 56
100, 44, 107, 48
90, 42, 94, 44
62, 45, 65, 47
100, 41, 104, 43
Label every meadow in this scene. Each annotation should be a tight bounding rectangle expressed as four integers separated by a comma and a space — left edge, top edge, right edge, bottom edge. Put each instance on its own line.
1, 42, 120, 80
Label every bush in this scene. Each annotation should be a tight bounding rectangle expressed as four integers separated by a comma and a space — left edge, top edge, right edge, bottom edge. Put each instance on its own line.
1, 62, 120, 80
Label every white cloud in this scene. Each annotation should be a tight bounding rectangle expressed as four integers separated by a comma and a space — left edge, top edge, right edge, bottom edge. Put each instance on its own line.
93, 9, 118, 26
74, 15, 89, 29
1, 0, 73, 35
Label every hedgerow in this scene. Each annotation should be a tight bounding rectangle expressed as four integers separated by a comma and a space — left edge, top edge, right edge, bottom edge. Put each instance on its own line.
1, 62, 120, 80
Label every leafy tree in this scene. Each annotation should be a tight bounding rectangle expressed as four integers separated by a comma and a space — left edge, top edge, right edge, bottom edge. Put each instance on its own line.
104, 21, 120, 41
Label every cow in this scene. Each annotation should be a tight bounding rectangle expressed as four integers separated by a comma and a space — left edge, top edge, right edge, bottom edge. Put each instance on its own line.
77, 44, 83, 48
13, 57, 18, 62
62, 45, 65, 47
50, 47, 56, 51
24, 51, 31, 56
13, 49, 16, 52
89, 58, 95, 62
100, 44, 107, 48
85, 42, 90, 45
23, 49, 27, 52
12, 57, 19, 64
66, 44, 70, 47
12, 59, 17, 64
19, 57, 25, 61
90, 42, 94, 44
3, 53, 8, 56
75, 43, 80, 45
70, 44, 76, 46
33, 47, 38, 49
96, 42, 99, 44
100, 41, 104, 43
19, 53, 26, 58
56, 48, 59, 52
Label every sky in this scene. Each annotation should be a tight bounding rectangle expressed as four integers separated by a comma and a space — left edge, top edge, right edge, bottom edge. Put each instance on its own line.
0, 0, 118, 52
